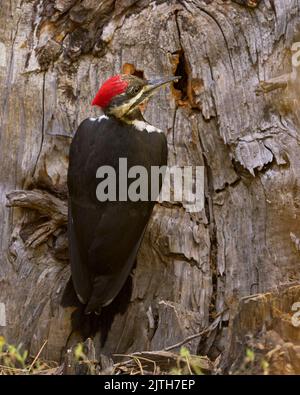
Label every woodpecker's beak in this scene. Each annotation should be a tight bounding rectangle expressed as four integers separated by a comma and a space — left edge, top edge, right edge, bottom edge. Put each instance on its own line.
126, 76, 181, 115
144, 76, 181, 95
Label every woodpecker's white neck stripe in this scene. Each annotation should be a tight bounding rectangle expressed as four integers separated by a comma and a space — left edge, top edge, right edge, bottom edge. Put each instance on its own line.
89, 115, 109, 122
132, 120, 162, 133
89, 115, 161, 133
98, 115, 108, 121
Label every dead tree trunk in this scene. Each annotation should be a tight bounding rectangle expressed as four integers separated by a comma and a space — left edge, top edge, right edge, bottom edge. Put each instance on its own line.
1, 0, 300, 373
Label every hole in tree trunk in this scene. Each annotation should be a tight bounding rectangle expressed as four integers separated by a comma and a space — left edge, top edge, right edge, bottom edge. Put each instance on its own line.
172, 50, 188, 101
122, 63, 144, 79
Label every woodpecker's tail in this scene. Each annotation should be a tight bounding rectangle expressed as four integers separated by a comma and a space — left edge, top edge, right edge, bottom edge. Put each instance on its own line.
61, 273, 133, 343
61, 277, 101, 339
61, 276, 81, 308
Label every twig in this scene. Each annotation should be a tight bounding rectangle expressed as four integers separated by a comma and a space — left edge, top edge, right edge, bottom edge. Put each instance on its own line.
28, 340, 48, 372
132, 356, 144, 375
0, 364, 27, 373
114, 353, 157, 374
255, 72, 295, 95
164, 310, 227, 351
113, 350, 213, 375
185, 356, 193, 375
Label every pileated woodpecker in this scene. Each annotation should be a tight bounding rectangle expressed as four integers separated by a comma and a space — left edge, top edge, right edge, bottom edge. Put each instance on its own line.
67, 73, 179, 315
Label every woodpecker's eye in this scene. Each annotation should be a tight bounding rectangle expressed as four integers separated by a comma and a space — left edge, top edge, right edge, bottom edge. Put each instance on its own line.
130, 86, 140, 95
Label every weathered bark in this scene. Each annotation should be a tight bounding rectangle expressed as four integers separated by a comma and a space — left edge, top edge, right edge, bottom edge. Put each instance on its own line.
1, 0, 300, 373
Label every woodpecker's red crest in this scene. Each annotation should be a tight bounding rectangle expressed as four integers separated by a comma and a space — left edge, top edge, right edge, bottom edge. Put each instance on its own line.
92, 75, 128, 108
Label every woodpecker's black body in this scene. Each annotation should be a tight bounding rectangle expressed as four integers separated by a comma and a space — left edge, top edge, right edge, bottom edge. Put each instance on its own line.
68, 115, 167, 314
65, 73, 178, 323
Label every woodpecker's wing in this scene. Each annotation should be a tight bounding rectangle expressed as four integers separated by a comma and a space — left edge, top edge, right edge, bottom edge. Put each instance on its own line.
68, 201, 92, 304
85, 225, 147, 313
67, 117, 167, 312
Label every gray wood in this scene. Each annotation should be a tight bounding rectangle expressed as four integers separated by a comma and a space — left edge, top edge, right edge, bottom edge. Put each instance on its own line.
1, 0, 300, 372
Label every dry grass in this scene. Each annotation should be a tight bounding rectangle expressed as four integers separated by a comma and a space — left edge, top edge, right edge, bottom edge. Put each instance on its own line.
0, 337, 59, 375
0, 336, 214, 375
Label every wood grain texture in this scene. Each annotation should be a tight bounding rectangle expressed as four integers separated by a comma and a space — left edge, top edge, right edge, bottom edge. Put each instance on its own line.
0, 0, 300, 372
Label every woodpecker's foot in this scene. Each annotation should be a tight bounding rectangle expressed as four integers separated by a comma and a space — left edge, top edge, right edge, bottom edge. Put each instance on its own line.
84, 308, 101, 316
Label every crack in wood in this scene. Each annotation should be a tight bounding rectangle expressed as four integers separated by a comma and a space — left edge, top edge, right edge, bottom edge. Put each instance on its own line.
32, 71, 46, 178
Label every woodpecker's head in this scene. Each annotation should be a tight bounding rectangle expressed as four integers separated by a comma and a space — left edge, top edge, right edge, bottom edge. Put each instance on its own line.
92, 74, 180, 120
